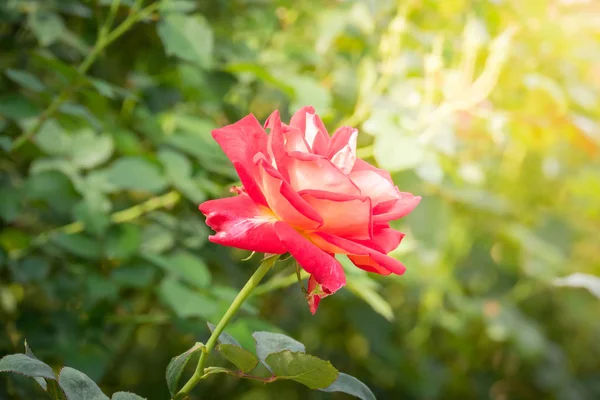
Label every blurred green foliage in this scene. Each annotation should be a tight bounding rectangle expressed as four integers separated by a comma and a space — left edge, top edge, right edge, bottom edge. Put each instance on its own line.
1, 0, 600, 399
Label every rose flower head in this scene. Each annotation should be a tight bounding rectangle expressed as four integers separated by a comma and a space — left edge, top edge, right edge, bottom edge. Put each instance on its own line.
199, 106, 421, 313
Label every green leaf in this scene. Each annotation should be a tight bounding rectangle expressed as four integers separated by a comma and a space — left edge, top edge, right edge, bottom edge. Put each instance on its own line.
286, 76, 331, 115
158, 148, 206, 202
165, 342, 203, 398
52, 233, 102, 260
0, 353, 56, 380
59, 103, 101, 131
139, 223, 174, 254
159, 0, 197, 13
207, 322, 242, 346
320, 372, 377, 400
157, 14, 213, 68
35, 120, 71, 155
105, 224, 142, 260
105, 157, 167, 193
145, 251, 211, 288
111, 392, 146, 400
218, 344, 259, 373
266, 351, 339, 389
374, 133, 424, 172
159, 277, 218, 319
0, 187, 21, 222
158, 148, 192, 179
69, 129, 114, 169
5, 69, 45, 92
554, 273, 600, 299
253, 332, 305, 371
111, 263, 156, 288
0, 94, 40, 120
73, 194, 111, 236
28, 11, 65, 46
11, 256, 50, 283
58, 367, 109, 400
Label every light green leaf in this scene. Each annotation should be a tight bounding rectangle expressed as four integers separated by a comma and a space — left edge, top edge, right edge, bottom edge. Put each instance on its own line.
28, 11, 65, 46
158, 148, 192, 179
320, 372, 377, 400
111, 392, 146, 400
105, 157, 168, 193
73, 194, 111, 236
266, 351, 339, 389
58, 367, 109, 400
157, 14, 213, 68
69, 130, 114, 169
165, 342, 203, 398
0, 353, 56, 380
159, 277, 218, 319
35, 120, 71, 155
144, 250, 211, 288
218, 344, 259, 373
253, 332, 305, 371
140, 224, 175, 254
554, 273, 600, 299
286, 76, 331, 115
5, 69, 45, 92
374, 133, 424, 172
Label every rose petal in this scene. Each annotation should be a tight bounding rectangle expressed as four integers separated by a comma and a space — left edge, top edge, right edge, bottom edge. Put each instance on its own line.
373, 194, 421, 223
353, 225, 405, 254
313, 232, 407, 275
199, 194, 287, 254
328, 127, 358, 174
300, 189, 372, 239
290, 106, 330, 155
306, 275, 333, 314
285, 152, 361, 195
257, 159, 323, 230
273, 221, 346, 295
348, 168, 399, 205
212, 114, 269, 206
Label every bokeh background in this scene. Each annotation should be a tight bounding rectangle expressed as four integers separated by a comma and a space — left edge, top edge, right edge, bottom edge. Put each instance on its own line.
1, 0, 600, 399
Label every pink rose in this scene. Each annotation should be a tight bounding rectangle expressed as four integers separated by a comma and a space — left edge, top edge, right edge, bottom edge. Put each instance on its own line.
199, 106, 421, 313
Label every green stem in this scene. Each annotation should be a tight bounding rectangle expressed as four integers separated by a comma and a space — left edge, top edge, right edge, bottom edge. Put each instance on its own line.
174, 255, 281, 399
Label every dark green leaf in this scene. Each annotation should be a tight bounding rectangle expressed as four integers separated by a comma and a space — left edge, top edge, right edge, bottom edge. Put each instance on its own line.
165, 343, 203, 397
266, 351, 339, 389
53, 233, 102, 259
0, 94, 40, 120
0, 187, 21, 222
218, 344, 258, 373
5, 69, 45, 92
105, 224, 142, 260
58, 367, 109, 400
111, 263, 156, 288
0, 354, 56, 380
320, 373, 377, 400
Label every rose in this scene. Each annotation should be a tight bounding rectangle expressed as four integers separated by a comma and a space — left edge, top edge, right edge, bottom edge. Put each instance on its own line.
199, 106, 421, 313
